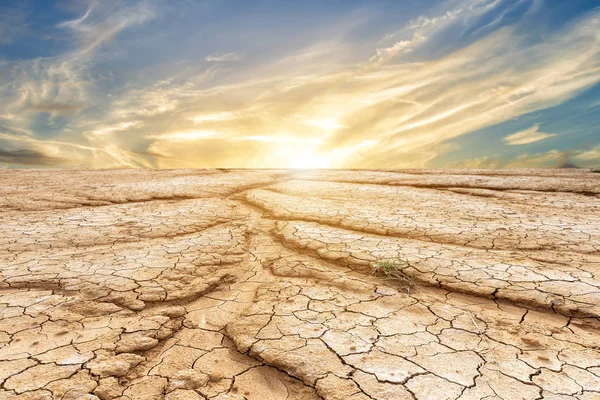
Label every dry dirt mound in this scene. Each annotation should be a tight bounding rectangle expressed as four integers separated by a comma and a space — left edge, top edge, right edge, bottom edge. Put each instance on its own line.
0, 169, 598, 400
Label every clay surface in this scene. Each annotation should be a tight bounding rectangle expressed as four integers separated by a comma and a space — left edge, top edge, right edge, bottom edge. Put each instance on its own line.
0, 169, 599, 400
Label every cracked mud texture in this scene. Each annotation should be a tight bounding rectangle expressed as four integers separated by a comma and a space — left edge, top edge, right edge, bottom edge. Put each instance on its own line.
0, 169, 599, 400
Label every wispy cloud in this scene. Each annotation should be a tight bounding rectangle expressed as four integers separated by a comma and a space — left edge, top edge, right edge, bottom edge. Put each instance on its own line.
0, 0, 598, 168
0, 148, 71, 166
504, 125, 555, 145
27, 101, 84, 114
305, 119, 347, 130
575, 145, 600, 162
371, 32, 427, 63
0, 132, 150, 168
57, 4, 94, 29
0, 0, 158, 167
148, 130, 217, 142
85, 121, 142, 138
449, 148, 598, 169
205, 52, 245, 62
0, 0, 156, 126
191, 112, 236, 123
241, 135, 323, 145
89, 3, 600, 168
447, 150, 564, 169
57, 0, 155, 53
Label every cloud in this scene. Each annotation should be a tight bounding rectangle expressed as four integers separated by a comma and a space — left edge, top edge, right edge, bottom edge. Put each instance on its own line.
503, 125, 556, 145
0, 148, 71, 166
27, 101, 84, 114
0, 0, 157, 168
147, 137, 266, 168
0, 124, 33, 137
469, 0, 535, 37
127, 149, 176, 160
305, 118, 347, 130
126, 4, 600, 169
380, 7, 461, 44
191, 112, 235, 123
446, 155, 506, 169
371, 33, 427, 63
1, 0, 156, 121
449, 149, 595, 169
57, 0, 155, 54
505, 151, 581, 168
88, 121, 141, 136
0, 0, 598, 169
241, 135, 323, 145
146, 134, 373, 169
205, 52, 245, 62
148, 130, 217, 142
0, 132, 149, 168
575, 145, 600, 162
57, 4, 94, 29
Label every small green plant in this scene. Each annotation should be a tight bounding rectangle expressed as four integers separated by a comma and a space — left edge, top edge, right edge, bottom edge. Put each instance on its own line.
592, 169, 600, 173
371, 257, 416, 293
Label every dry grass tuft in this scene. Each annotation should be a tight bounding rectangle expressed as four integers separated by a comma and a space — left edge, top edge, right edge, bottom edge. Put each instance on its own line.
371, 257, 416, 293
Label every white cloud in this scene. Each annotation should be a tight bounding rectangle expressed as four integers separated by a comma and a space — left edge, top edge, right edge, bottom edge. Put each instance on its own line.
205, 52, 245, 62
382, 7, 461, 42
447, 155, 506, 169
135, 6, 600, 168
242, 135, 323, 145
305, 118, 347, 130
371, 33, 427, 63
503, 125, 556, 145
191, 112, 235, 123
449, 148, 599, 169
86, 121, 142, 138
58, 0, 155, 53
58, 5, 94, 29
504, 150, 567, 168
0, 131, 151, 168
0, 1, 158, 167
148, 130, 217, 142
0, 1, 157, 126
574, 145, 600, 161
0, 0, 598, 169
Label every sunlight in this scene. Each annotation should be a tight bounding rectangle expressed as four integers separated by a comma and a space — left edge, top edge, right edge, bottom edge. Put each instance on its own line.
307, 118, 346, 130
191, 112, 234, 123
150, 130, 216, 141
273, 146, 331, 169
289, 151, 331, 169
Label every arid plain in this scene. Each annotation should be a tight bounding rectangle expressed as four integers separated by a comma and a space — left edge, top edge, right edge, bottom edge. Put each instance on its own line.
0, 169, 599, 400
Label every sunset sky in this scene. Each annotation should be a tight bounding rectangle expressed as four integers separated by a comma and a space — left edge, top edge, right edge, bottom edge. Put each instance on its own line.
0, 0, 599, 169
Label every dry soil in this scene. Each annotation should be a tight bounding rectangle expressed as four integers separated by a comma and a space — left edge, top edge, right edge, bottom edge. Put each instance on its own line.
0, 169, 599, 400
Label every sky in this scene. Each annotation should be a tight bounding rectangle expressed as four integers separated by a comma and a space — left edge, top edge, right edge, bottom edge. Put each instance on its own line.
0, 0, 599, 169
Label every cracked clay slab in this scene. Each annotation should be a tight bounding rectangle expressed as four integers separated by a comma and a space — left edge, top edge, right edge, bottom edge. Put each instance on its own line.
0, 168, 599, 399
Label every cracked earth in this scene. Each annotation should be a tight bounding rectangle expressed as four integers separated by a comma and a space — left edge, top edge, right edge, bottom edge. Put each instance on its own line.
0, 168, 599, 400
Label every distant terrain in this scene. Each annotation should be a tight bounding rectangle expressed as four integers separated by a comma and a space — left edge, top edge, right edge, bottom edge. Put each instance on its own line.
0, 169, 599, 400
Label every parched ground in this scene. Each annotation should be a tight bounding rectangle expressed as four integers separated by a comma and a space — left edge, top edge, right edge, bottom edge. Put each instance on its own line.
0, 169, 599, 400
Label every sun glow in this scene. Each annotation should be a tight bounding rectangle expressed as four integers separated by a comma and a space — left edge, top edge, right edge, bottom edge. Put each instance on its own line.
149, 130, 216, 141
271, 145, 331, 169
191, 112, 234, 123
288, 151, 331, 169
306, 118, 346, 130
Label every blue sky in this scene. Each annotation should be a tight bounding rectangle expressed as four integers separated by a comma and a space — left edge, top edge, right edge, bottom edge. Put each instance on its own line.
0, 0, 599, 168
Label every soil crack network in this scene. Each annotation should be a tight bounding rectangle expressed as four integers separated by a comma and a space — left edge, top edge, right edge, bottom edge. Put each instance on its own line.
0, 169, 599, 400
